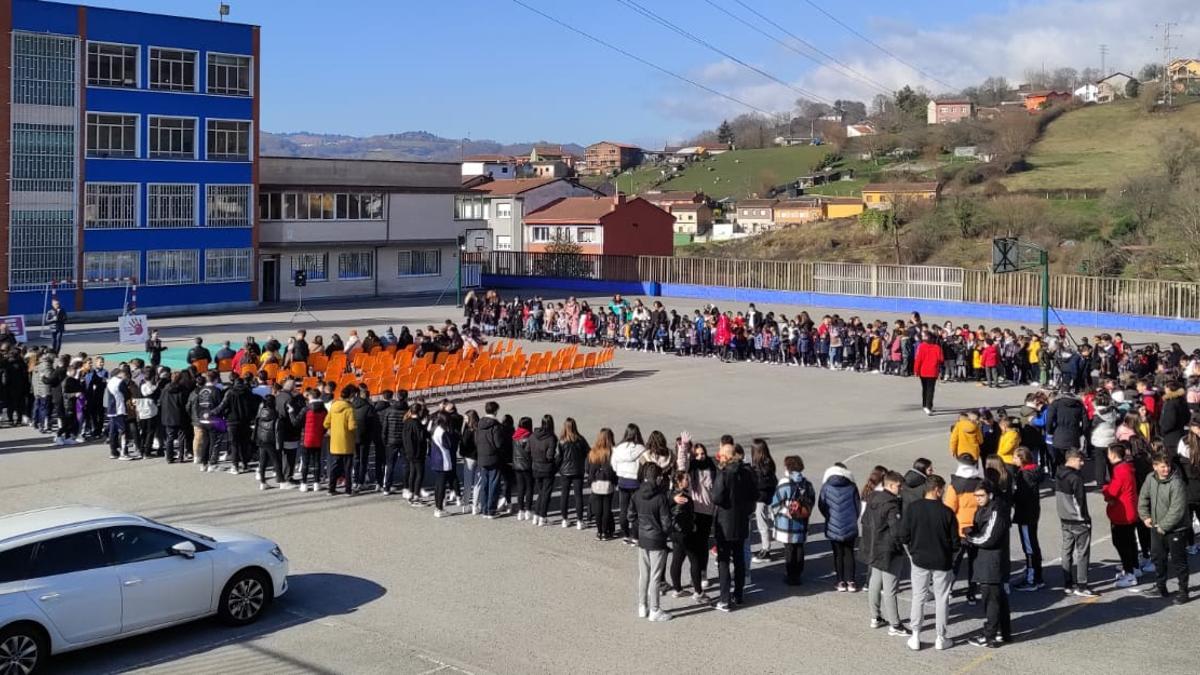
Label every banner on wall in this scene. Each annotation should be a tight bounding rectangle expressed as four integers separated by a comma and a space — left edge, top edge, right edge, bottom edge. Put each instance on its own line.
118, 314, 149, 344
0, 315, 27, 343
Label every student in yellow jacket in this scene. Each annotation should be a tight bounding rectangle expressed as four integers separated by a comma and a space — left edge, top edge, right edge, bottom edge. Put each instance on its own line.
949, 411, 983, 463
996, 417, 1020, 464
324, 385, 358, 496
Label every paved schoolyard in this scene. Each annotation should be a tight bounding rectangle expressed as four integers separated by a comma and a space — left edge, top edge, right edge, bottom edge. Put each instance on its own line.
3, 295, 1197, 674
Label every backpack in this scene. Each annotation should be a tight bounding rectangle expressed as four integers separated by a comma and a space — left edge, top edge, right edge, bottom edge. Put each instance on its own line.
255, 407, 277, 446
196, 387, 215, 422
786, 478, 815, 520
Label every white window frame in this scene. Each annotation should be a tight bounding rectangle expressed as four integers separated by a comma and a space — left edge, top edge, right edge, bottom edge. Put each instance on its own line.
496, 202, 512, 219
148, 115, 198, 160
397, 249, 441, 277
84, 182, 138, 230
530, 226, 551, 242
577, 227, 597, 243
145, 249, 200, 286
205, 118, 253, 161
205, 51, 253, 96
291, 253, 329, 282
148, 46, 198, 92
86, 41, 139, 88
146, 183, 198, 228
82, 251, 139, 288
495, 235, 512, 250
85, 111, 139, 159
205, 248, 252, 283
337, 250, 375, 280
204, 184, 253, 227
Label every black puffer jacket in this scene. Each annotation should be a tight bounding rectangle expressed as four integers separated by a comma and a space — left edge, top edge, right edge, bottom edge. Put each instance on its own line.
380, 401, 406, 448
858, 489, 903, 570
512, 431, 532, 471
528, 428, 559, 477
402, 418, 428, 461
1159, 390, 1189, 453
212, 381, 259, 424
350, 397, 375, 444
474, 416, 505, 468
628, 481, 673, 551
1012, 465, 1042, 525
558, 438, 589, 477
275, 392, 306, 444
754, 459, 777, 504
1046, 396, 1086, 450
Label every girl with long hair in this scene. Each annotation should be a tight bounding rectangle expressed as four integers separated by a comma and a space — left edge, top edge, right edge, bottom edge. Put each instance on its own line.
612, 423, 646, 545
751, 439, 777, 560
587, 428, 618, 540
558, 418, 590, 529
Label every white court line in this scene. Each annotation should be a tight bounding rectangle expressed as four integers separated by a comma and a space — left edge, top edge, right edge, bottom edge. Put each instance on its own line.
842, 431, 945, 463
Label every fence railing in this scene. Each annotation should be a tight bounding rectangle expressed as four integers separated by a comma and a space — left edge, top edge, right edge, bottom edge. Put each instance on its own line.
480, 252, 1200, 321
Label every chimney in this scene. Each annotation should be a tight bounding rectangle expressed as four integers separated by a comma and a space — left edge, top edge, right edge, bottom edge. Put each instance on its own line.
613, 192, 626, 207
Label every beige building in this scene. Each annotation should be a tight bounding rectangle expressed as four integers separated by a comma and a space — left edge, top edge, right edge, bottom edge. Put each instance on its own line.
734, 198, 777, 233
257, 157, 485, 303
670, 203, 713, 234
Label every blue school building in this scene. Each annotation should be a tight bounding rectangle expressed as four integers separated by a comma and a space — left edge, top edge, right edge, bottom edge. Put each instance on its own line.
1, 0, 259, 317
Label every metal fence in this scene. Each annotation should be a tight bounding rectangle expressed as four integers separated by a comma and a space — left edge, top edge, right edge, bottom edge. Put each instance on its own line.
481, 252, 1200, 320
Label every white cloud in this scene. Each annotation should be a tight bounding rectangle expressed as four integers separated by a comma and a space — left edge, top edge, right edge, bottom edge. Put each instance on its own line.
663, 0, 1200, 126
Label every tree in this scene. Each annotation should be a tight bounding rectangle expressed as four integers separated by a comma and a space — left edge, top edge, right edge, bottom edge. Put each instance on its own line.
870, 93, 892, 116
717, 119, 734, 145
893, 85, 928, 120
950, 196, 979, 238
834, 99, 868, 123
1139, 63, 1164, 82
1079, 67, 1102, 84
797, 98, 833, 121
1153, 171, 1200, 279
1160, 129, 1200, 184
1050, 67, 1079, 91
1111, 174, 1170, 229
1140, 81, 1161, 112
1125, 79, 1140, 98
979, 76, 1011, 106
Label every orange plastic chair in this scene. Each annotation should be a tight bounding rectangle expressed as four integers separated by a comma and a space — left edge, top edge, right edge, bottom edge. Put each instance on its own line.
288, 361, 307, 378
239, 363, 258, 377
301, 376, 318, 390
263, 363, 281, 379
394, 350, 413, 368
216, 358, 232, 373
309, 353, 328, 372
413, 370, 433, 392
193, 358, 210, 372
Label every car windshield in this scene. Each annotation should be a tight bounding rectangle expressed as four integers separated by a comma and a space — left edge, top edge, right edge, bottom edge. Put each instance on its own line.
144, 517, 216, 543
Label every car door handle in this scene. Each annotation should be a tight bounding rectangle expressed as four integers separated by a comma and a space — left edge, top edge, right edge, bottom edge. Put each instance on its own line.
122, 578, 142, 587
38, 592, 61, 602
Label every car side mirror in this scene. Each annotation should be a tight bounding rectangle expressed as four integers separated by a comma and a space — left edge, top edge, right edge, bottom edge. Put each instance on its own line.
170, 540, 197, 559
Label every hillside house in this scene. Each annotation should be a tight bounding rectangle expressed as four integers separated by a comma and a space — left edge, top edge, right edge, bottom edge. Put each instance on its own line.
670, 203, 713, 235
734, 198, 777, 233
584, 141, 644, 175
861, 182, 940, 209
773, 199, 823, 226
846, 123, 876, 137
527, 145, 576, 168
470, 178, 599, 251
822, 197, 865, 219
523, 194, 674, 256
462, 154, 517, 179
1168, 58, 1200, 91
1097, 73, 1135, 103
1021, 90, 1072, 112
926, 99, 974, 125
1074, 83, 1098, 103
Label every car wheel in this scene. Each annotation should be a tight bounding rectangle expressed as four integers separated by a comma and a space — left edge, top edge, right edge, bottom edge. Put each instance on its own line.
0, 624, 46, 675
218, 569, 272, 626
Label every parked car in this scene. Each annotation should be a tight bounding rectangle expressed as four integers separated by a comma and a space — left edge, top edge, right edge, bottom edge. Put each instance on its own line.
0, 505, 289, 674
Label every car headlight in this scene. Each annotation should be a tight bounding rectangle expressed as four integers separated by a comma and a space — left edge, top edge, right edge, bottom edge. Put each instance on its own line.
269, 546, 286, 562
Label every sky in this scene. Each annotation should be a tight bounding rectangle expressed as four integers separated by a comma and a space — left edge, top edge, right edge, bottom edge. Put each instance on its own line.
76, 0, 1200, 146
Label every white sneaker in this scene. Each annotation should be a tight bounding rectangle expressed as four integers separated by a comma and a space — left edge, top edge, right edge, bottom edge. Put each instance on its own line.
647, 610, 672, 622
401, 489, 412, 500
309, 483, 319, 493
498, 497, 509, 510
577, 521, 584, 531
52, 437, 65, 446
907, 636, 920, 651
227, 467, 239, 475
922, 407, 931, 415
434, 509, 445, 518
935, 636, 951, 651
1140, 559, 1156, 573
562, 520, 570, 528
637, 604, 648, 618
472, 504, 480, 515
517, 510, 525, 521
299, 483, 309, 492
1115, 573, 1137, 588
258, 482, 268, 491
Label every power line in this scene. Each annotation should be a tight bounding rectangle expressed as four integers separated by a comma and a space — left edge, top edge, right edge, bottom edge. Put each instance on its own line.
705, 0, 894, 97
613, 0, 834, 105
800, 0, 956, 91
508, 0, 775, 115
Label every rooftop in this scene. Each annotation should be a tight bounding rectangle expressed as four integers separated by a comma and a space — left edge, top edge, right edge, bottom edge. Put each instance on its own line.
737, 199, 778, 208
471, 177, 561, 196
934, 99, 973, 105
463, 154, 514, 162
524, 196, 636, 224
589, 141, 642, 150
260, 156, 463, 191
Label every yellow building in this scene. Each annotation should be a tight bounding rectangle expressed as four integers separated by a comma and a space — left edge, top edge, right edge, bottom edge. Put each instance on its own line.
822, 197, 865, 219
861, 182, 940, 209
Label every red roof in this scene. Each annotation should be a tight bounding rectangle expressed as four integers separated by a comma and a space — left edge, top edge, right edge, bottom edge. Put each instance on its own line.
524, 196, 645, 224
471, 177, 560, 196
935, 99, 973, 105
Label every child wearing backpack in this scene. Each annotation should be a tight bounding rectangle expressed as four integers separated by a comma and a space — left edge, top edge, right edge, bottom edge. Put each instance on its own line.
770, 455, 815, 585
254, 394, 280, 490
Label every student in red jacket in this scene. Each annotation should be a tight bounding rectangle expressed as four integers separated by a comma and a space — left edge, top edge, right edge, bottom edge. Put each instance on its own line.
981, 339, 1001, 388
913, 332, 945, 416
299, 389, 328, 492
1101, 442, 1139, 588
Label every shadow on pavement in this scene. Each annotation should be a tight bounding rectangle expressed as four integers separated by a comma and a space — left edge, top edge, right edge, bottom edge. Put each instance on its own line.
48, 572, 386, 674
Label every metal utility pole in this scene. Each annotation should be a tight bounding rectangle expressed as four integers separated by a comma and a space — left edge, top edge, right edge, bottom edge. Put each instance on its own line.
1156, 22, 1179, 107
1099, 44, 1108, 77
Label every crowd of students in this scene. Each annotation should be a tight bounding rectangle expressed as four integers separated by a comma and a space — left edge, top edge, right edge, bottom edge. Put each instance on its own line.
3, 295, 1199, 649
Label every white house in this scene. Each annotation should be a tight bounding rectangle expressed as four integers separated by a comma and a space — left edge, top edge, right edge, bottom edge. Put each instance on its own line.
846, 123, 876, 137
1097, 73, 1135, 103
1074, 83, 1098, 103
461, 154, 518, 179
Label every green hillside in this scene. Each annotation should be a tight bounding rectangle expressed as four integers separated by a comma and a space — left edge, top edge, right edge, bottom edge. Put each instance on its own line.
1004, 98, 1200, 190
655, 146, 828, 199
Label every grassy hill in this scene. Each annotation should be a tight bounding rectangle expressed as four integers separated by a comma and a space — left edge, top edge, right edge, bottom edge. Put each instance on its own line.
655, 146, 828, 199
1003, 98, 1200, 190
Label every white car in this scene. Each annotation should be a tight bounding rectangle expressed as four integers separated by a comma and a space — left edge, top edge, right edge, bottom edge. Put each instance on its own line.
0, 505, 288, 674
